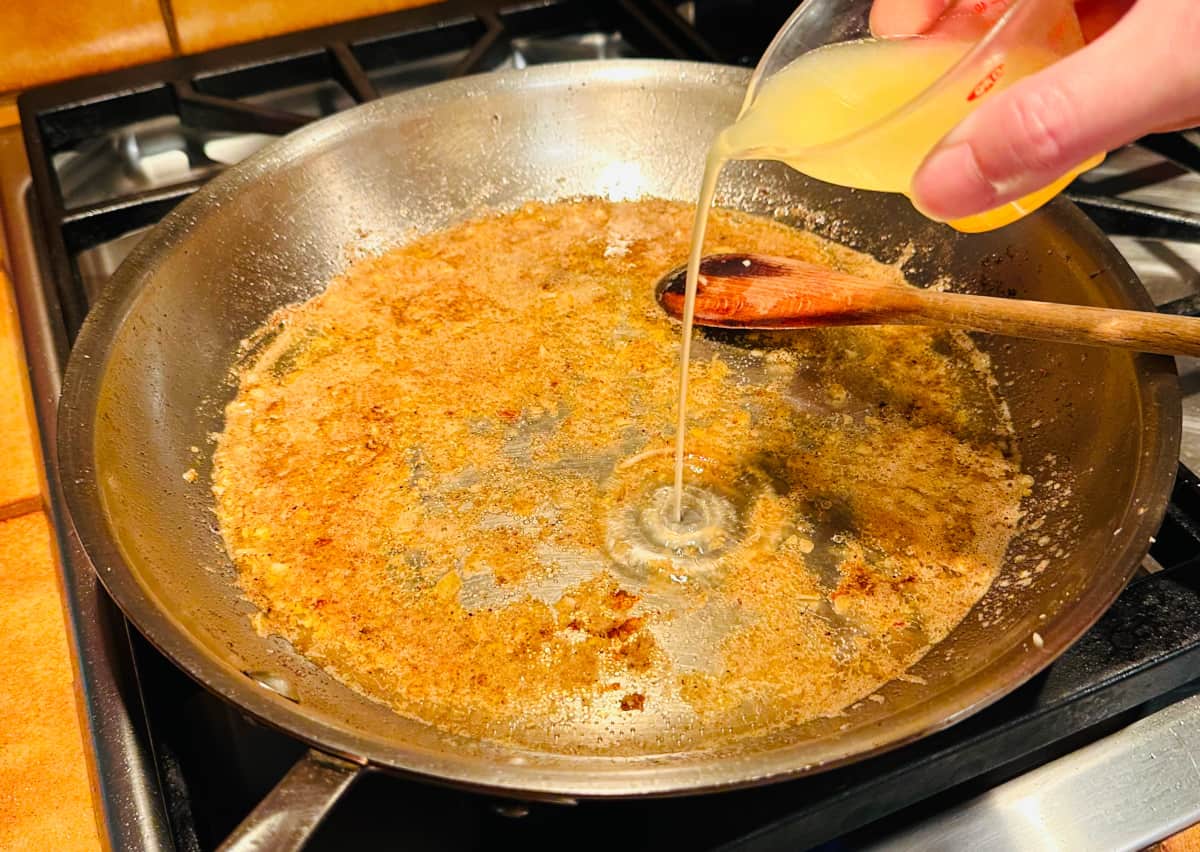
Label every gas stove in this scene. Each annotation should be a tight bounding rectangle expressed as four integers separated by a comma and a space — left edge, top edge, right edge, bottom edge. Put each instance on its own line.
6, 1, 1200, 849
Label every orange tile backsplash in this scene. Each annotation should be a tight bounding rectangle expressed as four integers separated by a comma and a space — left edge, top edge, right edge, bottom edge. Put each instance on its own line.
0, 511, 101, 851
170, 0, 436, 54
1, 0, 440, 95
0, 255, 40, 511
0, 0, 172, 93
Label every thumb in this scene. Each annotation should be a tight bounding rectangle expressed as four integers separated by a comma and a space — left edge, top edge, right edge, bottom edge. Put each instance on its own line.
911, 1, 1200, 221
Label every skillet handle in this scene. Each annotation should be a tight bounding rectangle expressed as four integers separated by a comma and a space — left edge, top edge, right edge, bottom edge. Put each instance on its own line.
218, 749, 362, 852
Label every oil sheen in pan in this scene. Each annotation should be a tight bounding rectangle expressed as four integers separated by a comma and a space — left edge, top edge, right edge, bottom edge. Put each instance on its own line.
211, 198, 1029, 754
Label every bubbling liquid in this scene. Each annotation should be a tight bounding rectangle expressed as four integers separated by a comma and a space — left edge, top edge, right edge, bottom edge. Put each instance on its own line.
614, 484, 740, 565
607, 451, 777, 583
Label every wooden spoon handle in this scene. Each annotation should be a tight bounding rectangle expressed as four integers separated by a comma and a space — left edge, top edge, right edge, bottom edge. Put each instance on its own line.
912, 289, 1200, 357
657, 254, 1200, 357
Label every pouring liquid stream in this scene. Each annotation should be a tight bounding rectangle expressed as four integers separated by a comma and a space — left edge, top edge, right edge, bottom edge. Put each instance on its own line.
670, 35, 1102, 519
670, 150, 724, 522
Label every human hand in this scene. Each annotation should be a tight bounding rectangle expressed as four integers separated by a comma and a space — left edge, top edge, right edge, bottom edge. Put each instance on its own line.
869, 0, 1200, 220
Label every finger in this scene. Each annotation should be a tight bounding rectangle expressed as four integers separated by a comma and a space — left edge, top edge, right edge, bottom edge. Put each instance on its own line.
911, 2, 1200, 220
869, 0, 950, 37
873, 0, 1135, 42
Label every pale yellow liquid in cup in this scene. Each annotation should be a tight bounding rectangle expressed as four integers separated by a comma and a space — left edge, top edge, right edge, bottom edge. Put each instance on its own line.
720, 37, 1103, 232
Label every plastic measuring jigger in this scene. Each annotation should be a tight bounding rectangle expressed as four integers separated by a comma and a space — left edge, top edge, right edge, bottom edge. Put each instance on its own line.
720, 0, 1104, 232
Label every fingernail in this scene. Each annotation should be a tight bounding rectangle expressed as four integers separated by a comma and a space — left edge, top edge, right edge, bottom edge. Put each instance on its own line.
912, 142, 998, 221
871, 0, 952, 37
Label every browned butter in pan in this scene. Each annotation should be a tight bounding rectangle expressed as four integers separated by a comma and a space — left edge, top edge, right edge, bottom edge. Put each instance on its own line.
213, 199, 1030, 754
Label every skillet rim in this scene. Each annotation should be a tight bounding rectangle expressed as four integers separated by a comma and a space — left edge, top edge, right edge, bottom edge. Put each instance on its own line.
55, 58, 1182, 798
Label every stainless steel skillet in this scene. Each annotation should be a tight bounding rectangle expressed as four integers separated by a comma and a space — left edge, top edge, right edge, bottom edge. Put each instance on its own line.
55, 60, 1179, 848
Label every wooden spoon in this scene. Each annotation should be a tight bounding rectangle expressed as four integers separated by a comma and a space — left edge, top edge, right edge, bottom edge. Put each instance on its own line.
656, 253, 1200, 357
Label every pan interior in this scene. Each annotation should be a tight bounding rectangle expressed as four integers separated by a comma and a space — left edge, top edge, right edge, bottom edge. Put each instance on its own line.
64, 61, 1179, 795
209, 196, 1030, 755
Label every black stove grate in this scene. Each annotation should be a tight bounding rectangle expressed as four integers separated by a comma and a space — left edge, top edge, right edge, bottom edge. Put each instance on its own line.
12, 1, 1200, 848
1066, 132, 1200, 246
20, 0, 737, 337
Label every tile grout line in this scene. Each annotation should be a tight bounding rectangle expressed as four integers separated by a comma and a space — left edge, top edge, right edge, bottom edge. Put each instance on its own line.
0, 496, 41, 523
158, 0, 184, 55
